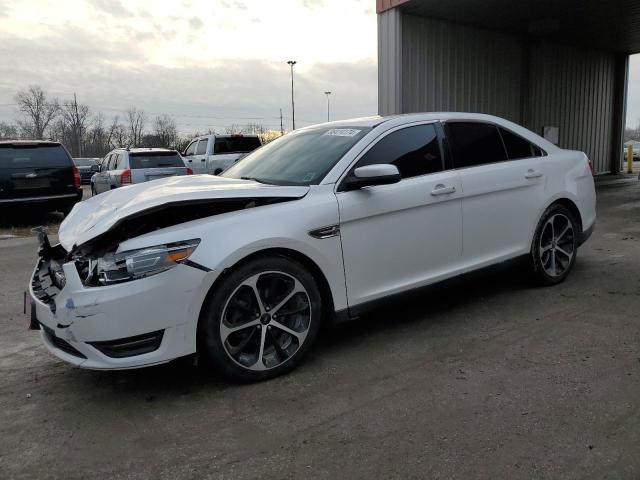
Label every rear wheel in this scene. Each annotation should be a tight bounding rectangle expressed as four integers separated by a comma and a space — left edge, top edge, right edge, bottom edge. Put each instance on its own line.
530, 204, 579, 285
91, 184, 97, 196
199, 255, 322, 382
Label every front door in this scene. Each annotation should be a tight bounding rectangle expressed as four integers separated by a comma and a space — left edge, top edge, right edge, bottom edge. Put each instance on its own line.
336, 123, 463, 309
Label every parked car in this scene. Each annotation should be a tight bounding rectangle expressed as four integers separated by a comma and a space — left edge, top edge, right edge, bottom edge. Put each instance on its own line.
183, 134, 261, 175
29, 113, 596, 382
73, 157, 101, 184
91, 148, 192, 195
0, 140, 82, 215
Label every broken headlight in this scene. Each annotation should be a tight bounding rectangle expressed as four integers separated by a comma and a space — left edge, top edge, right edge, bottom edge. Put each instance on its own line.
95, 239, 200, 285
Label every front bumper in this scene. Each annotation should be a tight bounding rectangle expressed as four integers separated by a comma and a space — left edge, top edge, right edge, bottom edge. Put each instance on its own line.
30, 252, 211, 369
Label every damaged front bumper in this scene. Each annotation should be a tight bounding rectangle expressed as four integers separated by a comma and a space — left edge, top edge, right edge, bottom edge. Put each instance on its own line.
29, 241, 211, 370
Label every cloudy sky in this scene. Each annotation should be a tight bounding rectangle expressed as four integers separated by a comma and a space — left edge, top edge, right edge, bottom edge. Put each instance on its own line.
1, 0, 639, 134
0, 0, 377, 133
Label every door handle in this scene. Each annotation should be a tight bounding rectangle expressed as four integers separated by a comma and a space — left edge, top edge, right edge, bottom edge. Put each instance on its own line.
430, 184, 457, 196
525, 169, 543, 179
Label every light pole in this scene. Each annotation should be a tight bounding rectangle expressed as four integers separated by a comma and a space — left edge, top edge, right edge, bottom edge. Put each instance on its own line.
324, 91, 332, 122
287, 60, 297, 130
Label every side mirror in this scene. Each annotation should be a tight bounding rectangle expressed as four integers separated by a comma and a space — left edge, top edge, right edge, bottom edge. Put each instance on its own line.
343, 164, 401, 191
90, 164, 100, 172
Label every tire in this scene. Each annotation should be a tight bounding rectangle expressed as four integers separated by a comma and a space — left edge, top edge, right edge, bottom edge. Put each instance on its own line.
199, 255, 322, 382
530, 204, 579, 285
91, 184, 97, 196
60, 205, 73, 217
213, 168, 223, 175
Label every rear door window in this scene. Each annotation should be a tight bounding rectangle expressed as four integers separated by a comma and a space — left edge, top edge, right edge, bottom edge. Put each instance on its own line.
499, 127, 541, 160
445, 122, 508, 168
353, 124, 443, 179
0, 144, 71, 168
129, 152, 184, 169
196, 140, 208, 155
214, 136, 261, 154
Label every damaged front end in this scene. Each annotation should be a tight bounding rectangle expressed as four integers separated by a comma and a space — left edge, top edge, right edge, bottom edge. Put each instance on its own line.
28, 179, 309, 368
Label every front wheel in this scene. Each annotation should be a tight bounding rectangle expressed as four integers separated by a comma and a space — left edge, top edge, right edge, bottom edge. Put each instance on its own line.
530, 204, 579, 285
199, 255, 322, 382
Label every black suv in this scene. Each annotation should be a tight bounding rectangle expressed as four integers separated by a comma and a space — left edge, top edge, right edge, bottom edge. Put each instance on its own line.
0, 141, 82, 215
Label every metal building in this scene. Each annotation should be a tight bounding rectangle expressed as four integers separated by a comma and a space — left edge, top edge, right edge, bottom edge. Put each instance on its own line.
377, 0, 640, 174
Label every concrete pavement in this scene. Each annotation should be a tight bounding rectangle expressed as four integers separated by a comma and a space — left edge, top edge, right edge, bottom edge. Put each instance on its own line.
0, 179, 639, 479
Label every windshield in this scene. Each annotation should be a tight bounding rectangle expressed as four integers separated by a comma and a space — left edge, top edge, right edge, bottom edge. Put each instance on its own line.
214, 136, 261, 154
129, 152, 184, 169
0, 144, 71, 168
222, 127, 370, 185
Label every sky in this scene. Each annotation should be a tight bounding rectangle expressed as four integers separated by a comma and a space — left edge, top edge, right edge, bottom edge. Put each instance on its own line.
0, 0, 378, 134
1, 0, 640, 134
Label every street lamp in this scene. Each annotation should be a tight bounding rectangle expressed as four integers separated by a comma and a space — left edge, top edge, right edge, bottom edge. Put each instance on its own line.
287, 60, 297, 130
324, 91, 332, 122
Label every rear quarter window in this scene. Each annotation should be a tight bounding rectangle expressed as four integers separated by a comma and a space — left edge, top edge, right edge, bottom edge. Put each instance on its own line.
0, 145, 71, 169
214, 137, 261, 154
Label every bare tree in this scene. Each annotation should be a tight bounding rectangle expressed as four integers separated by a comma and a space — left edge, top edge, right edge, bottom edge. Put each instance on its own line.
126, 107, 146, 147
107, 116, 127, 149
60, 93, 91, 156
0, 121, 18, 139
153, 114, 178, 147
14, 85, 59, 139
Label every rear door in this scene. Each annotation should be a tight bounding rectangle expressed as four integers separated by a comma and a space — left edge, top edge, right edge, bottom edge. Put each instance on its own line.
208, 136, 262, 174
0, 143, 75, 200
444, 121, 547, 267
94, 154, 112, 193
337, 123, 463, 307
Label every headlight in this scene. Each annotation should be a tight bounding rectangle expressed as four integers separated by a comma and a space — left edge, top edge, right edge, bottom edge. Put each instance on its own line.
96, 239, 200, 285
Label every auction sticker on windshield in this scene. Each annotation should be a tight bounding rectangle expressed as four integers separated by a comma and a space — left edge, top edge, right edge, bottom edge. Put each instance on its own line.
323, 128, 361, 137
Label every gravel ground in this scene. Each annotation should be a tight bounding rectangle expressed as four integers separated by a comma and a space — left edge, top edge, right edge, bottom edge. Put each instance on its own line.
0, 179, 639, 480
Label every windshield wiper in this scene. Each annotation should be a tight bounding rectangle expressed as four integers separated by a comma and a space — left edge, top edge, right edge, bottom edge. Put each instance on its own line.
240, 176, 272, 185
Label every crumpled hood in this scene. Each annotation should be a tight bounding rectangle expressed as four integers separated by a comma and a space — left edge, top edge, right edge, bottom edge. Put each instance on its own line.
58, 175, 309, 251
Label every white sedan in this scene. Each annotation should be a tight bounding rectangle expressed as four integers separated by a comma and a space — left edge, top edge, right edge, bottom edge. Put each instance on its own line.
29, 113, 596, 381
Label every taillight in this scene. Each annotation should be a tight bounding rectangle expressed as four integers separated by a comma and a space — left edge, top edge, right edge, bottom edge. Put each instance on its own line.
72, 165, 81, 188
186, 167, 193, 175
587, 159, 594, 176
120, 169, 132, 184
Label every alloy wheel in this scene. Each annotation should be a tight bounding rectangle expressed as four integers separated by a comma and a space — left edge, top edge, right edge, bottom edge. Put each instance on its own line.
539, 213, 575, 277
220, 271, 312, 371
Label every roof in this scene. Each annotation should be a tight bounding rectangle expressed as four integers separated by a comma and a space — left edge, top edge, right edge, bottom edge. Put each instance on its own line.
381, 0, 640, 54
0, 140, 61, 146
303, 112, 528, 128
114, 147, 177, 153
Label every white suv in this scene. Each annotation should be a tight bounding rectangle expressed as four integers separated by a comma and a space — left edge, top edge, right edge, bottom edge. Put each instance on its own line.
183, 134, 261, 175
29, 113, 596, 382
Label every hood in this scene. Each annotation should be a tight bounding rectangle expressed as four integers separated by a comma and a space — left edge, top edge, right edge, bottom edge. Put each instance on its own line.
58, 174, 309, 251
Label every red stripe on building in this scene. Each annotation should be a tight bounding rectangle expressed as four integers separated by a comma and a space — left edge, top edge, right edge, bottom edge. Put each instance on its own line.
376, 0, 411, 14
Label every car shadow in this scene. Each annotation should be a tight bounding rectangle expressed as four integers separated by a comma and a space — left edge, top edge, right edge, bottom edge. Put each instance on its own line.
63, 258, 534, 399
316, 258, 532, 350
0, 207, 63, 233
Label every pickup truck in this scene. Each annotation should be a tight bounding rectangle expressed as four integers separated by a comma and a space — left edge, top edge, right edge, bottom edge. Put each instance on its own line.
0, 140, 82, 215
182, 134, 261, 175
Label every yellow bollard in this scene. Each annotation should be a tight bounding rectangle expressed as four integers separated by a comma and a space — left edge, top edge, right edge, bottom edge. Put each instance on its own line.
627, 144, 634, 174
